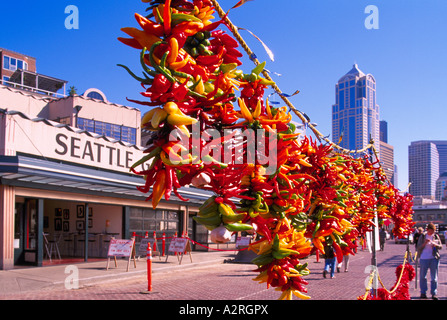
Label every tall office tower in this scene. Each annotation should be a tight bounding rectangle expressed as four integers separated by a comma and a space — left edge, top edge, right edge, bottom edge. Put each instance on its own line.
380, 120, 388, 143
332, 64, 380, 156
433, 141, 447, 176
409, 140, 447, 199
380, 141, 395, 184
435, 173, 447, 201
379, 120, 395, 184
409, 141, 440, 197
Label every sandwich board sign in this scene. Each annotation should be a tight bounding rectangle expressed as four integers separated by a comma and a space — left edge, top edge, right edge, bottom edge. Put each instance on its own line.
165, 237, 192, 264
236, 236, 251, 249
138, 238, 161, 260
106, 238, 136, 271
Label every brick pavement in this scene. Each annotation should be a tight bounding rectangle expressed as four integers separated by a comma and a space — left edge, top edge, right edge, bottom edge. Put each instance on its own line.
2, 241, 443, 301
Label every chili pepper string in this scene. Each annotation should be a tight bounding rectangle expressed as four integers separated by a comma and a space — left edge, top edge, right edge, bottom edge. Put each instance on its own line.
210, 0, 378, 157
119, 0, 416, 300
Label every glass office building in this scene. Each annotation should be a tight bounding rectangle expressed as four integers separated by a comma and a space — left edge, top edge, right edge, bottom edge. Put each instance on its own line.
332, 64, 380, 155
409, 140, 447, 198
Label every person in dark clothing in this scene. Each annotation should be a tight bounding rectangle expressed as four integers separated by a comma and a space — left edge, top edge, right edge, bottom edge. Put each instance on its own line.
379, 227, 387, 251
414, 227, 423, 252
322, 245, 336, 279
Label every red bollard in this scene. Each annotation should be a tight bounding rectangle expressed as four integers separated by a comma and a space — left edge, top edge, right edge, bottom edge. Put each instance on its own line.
146, 244, 152, 291
153, 231, 157, 251
140, 243, 158, 294
162, 232, 166, 257
173, 232, 178, 256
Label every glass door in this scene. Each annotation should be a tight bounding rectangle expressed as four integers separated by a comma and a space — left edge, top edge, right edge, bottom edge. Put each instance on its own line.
14, 202, 24, 264
24, 199, 38, 262
15, 199, 43, 266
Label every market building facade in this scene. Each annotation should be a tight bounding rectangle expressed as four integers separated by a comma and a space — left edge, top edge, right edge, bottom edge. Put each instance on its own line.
0, 49, 220, 270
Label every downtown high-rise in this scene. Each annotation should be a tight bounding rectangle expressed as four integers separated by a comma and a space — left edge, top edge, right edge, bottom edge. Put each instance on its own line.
409, 140, 447, 198
332, 64, 380, 155
379, 120, 396, 185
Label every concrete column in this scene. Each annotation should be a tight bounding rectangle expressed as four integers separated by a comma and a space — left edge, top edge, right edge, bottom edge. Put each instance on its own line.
0, 184, 15, 270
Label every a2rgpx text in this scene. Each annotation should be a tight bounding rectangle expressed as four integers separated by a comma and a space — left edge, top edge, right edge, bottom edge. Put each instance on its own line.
179, 304, 268, 317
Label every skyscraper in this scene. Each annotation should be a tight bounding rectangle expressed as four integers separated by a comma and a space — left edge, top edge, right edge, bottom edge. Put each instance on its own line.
332, 64, 380, 154
409, 140, 447, 198
434, 141, 447, 176
435, 173, 447, 201
379, 120, 396, 185
380, 120, 388, 143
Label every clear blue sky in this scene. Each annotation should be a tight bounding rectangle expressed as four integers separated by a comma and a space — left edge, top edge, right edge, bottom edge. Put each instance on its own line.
1, 0, 446, 191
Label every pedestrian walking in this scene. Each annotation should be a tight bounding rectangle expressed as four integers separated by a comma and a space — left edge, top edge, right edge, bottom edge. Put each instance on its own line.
337, 254, 350, 273
413, 227, 423, 254
417, 223, 442, 300
323, 244, 336, 279
360, 235, 366, 251
379, 227, 387, 251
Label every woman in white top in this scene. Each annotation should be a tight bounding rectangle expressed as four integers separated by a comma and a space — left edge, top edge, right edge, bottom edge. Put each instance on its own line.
417, 223, 442, 300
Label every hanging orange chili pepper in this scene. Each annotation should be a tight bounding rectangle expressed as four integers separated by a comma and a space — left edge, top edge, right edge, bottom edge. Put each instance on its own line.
152, 170, 167, 209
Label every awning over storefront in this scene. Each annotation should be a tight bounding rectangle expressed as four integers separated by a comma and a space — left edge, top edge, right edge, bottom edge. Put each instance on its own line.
0, 155, 212, 205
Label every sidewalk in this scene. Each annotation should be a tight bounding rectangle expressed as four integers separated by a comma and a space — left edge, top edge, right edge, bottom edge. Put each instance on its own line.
0, 250, 234, 297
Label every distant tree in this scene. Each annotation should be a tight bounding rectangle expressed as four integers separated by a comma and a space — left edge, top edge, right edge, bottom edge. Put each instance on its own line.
68, 86, 78, 96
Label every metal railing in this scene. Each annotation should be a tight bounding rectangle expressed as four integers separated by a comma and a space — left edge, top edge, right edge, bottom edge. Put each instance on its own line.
0, 79, 66, 98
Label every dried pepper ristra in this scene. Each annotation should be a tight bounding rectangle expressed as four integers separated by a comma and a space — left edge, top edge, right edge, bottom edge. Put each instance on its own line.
119, 0, 415, 300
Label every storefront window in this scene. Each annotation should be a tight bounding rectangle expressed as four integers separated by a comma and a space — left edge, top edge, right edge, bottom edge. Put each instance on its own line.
129, 207, 180, 240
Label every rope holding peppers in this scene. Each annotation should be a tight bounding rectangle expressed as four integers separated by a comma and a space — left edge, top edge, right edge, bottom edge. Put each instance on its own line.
376, 251, 408, 295
362, 269, 377, 300
360, 251, 415, 300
